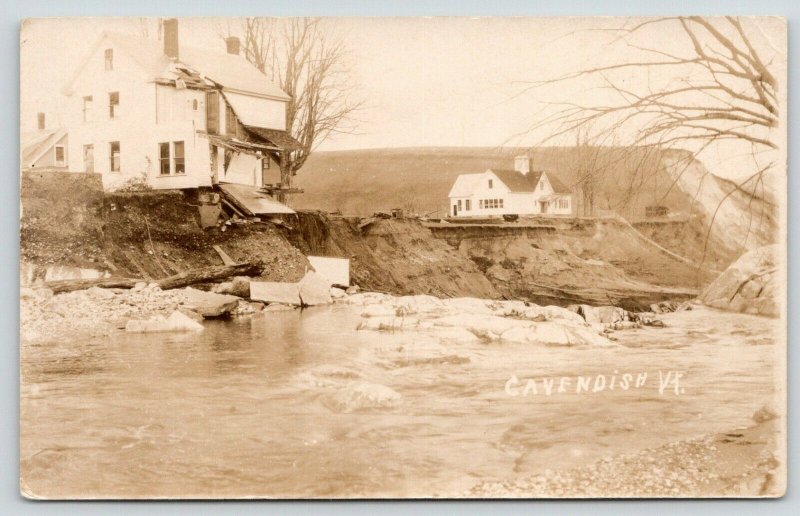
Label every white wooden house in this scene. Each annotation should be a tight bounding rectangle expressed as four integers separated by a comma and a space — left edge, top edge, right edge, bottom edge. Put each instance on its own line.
59, 19, 299, 192
448, 156, 573, 217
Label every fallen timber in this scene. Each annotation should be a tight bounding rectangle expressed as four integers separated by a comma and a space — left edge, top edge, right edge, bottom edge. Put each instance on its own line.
44, 262, 265, 294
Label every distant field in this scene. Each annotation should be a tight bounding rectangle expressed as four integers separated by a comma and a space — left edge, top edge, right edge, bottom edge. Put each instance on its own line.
292, 146, 698, 218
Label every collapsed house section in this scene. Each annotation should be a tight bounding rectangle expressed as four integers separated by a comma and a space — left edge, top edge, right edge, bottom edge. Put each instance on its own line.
58, 18, 301, 216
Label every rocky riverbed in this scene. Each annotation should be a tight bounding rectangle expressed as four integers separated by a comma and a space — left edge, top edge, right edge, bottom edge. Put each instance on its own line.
470, 412, 783, 498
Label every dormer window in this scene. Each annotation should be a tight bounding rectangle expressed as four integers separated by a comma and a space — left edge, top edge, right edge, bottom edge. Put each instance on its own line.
104, 49, 113, 71
488, 179, 493, 189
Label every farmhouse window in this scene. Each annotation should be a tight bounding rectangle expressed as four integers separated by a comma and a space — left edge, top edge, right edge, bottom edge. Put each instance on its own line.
54, 145, 66, 166
109, 141, 120, 172
465, 200, 471, 211
82, 96, 93, 122
159, 141, 186, 175
192, 99, 199, 111
104, 49, 113, 70
262, 157, 271, 171
159, 142, 171, 175
37, 112, 45, 130
479, 200, 483, 209
539, 181, 544, 191
488, 179, 493, 189
174, 141, 185, 174
499, 199, 504, 208
109, 92, 119, 119
458, 200, 462, 210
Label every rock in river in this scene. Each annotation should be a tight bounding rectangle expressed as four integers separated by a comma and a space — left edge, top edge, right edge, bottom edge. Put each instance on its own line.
250, 281, 302, 306
299, 271, 333, 306
125, 310, 204, 333
699, 245, 779, 317
184, 287, 240, 318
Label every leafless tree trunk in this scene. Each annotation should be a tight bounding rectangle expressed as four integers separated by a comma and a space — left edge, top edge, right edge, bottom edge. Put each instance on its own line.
521, 16, 780, 259
224, 18, 361, 203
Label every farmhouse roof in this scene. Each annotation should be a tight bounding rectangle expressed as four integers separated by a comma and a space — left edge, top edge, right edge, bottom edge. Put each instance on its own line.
448, 173, 484, 197
63, 32, 291, 101
490, 169, 544, 193
21, 128, 67, 167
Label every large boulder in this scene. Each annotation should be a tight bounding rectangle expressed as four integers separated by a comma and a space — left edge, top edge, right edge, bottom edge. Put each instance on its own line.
183, 287, 240, 317
576, 304, 627, 324
699, 245, 780, 317
213, 276, 251, 298
249, 281, 302, 306
299, 271, 333, 306
125, 310, 204, 333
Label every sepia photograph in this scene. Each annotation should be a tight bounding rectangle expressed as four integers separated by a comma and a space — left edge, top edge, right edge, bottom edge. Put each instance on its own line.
19, 15, 786, 499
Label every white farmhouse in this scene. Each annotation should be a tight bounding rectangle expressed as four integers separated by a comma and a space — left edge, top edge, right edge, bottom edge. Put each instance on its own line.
447, 156, 573, 218
59, 19, 299, 193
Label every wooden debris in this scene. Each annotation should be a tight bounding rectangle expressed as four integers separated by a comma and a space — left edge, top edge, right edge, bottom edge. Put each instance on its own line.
212, 245, 237, 266
45, 262, 265, 294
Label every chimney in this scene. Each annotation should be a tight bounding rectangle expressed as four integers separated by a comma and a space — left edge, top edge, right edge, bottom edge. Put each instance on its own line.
225, 37, 241, 56
514, 155, 531, 175
163, 18, 179, 60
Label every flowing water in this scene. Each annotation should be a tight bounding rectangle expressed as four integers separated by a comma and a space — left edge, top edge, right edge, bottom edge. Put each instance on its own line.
20, 304, 781, 498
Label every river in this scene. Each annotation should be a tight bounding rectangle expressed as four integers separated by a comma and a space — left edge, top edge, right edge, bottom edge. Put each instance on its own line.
20, 303, 781, 498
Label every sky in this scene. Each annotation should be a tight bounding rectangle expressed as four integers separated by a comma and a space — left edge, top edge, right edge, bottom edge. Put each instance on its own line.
20, 16, 786, 181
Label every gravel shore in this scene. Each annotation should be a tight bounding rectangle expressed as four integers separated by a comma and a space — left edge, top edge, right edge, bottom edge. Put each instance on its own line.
20, 284, 189, 344
469, 414, 783, 498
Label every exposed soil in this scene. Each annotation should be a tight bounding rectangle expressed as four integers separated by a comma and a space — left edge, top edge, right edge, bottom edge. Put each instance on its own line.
21, 171, 712, 308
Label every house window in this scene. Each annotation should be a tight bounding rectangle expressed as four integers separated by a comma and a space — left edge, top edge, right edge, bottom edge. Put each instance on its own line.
192, 99, 199, 111
174, 141, 185, 174
539, 181, 544, 191
499, 199, 504, 209
37, 112, 45, 130
159, 142, 171, 175
458, 200, 462, 210
159, 141, 186, 175
109, 92, 119, 119
465, 199, 471, 211
83, 145, 94, 173
109, 141, 120, 172
488, 179, 493, 189
54, 145, 66, 166
262, 156, 271, 171
479, 200, 483, 209
82, 96, 93, 122
104, 49, 113, 70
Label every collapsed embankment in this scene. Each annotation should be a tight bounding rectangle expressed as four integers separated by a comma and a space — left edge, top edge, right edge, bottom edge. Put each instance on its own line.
21, 171, 711, 309
288, 213, 708, 310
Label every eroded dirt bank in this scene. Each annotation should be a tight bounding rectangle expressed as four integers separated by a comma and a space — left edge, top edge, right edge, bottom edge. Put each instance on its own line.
21, 171, 709, 308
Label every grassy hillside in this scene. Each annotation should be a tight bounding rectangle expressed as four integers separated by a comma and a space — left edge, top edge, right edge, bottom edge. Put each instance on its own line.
293, 146, 696, 219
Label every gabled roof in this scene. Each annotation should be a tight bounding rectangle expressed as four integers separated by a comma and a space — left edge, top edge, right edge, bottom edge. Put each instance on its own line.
546, 173, 572, 194
449, 168, 572, 197
21, 128, 67, 167
489, 169, 543, 193
63, 32, 290, 101
448, 173, 484, 197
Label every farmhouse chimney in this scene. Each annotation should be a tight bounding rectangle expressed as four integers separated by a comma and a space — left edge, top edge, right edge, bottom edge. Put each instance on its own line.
514, 155, 531, 175
225, 37, 241, 56
163, 18, 179, 60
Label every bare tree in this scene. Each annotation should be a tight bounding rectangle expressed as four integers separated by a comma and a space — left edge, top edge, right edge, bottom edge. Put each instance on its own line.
521, 16, 780, 260
526, 17, 778, 153
224, 18, 361, 202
